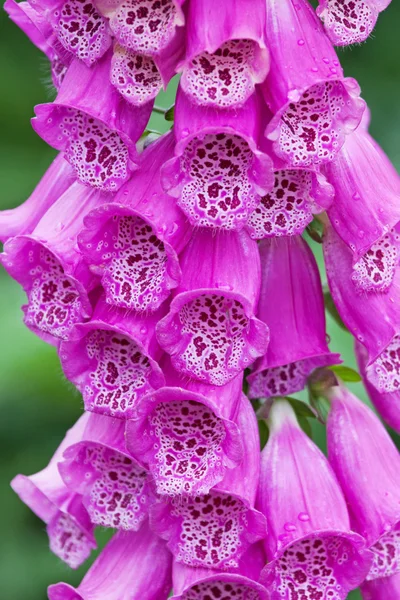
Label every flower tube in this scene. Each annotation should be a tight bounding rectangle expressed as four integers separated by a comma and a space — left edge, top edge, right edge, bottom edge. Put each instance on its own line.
149, 395, 267, 569
263, 0, 365, 167
248, 235, 340, 400
11, 413, 96, 568
58, 412, 154, 530
48, 523, 172, 600
78, 132, 192, 312
361, 571, 400, 600
258, 398, 372, 598
156, 228, 269, 386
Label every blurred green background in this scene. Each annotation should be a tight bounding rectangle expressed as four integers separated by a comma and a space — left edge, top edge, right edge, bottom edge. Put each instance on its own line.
1, 3, 400, 599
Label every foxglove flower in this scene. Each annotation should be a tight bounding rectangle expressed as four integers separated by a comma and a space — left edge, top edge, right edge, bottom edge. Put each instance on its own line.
356, 341, 400, 434
0, 153, 74, 243
126, 358, 243, 496
178, 0, 269, 108
149, 395, 267, 569
32, 50, 153, 191
316, 0, 392, 46
327, 386, 400, 582
156, 228, 269, 386
324, 125, 400, 266
248, 236, 340, 400
361, 570, 400, 600
11, 413, 96, 568
161, 87, 273, 229
58, 412, 154, 530
258, 398, 372, 599
171, 544, 268, 600
1, 180, 107, 344
323, 220, 400, 393
59, 292, 165, 419
78, 132, 192, 312
263, 0, 365, 167
48, 523, 173, 600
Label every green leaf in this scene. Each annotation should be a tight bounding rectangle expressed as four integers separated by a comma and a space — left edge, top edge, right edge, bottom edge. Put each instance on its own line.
285, 397, 317, 420
305, 218, 324, 244
297, 415, 313, 439
309, 393, 331, 424
258, 419, 269, 449
164, 104, 175, 121
328, 365, 362, 382
324, 289, 348, 332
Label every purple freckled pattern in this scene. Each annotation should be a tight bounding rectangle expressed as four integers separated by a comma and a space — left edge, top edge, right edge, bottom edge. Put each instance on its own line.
318, 0, 376, 46
248, 362, 308, 400
366, 334, 400, 393
351, 230, 399, 293
51, 56, 69, 89
179, 134, 257, 229
109, 0, 178, 54
83, 329, 153, 418
182, 581, 262, 600
148, 400, 226, 496
278, 81, 357, 167
53, 0, 112, 65
111, 45, 162, 105
247, 171, 315, 238
368, 527, 400, 580
181, 40, 258, 108
47, 512, 93, 569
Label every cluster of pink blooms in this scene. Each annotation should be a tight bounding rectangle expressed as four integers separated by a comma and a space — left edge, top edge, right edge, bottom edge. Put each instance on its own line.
2, 0, 400, 598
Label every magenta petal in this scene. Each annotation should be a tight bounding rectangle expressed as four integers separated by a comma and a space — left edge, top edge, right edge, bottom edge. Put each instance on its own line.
11, 414, 96, 568
59, 293, 165, 419
78, 133, 192, 312
316, 0, 378, 46
248, 236, 340, 400
361, 571, 400, 600
48, 524, 172, 600
263, 0, 365, 167
1, 181, 107, 344
327, 386, 400, 581
0, 154, 74, 243
325, 127, 400, 262
149, 395, 267, 569
32, 51, 152, 191
356, 341, 400, 434
156, 229, 269, 386
258, 400, 372, 598
125, 360, 243, 497
179, 0, 269, 108
58, 412, 154, 531
161, 87, 274, 230
110, 45, 163, 106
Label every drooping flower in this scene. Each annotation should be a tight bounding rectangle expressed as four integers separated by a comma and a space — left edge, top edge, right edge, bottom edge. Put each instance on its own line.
258, 398, 372, 599
356, 341, 400, 434
161, 86, 273, 230
1, 180, 107, 344
149, 395, 267, 569
323, 219, 400, 393
11, 413, 96, 569
263, 0, 365, 167
48, 523, 173, 600
78, 131, 192, 312
178, 0, 269, 108
58, 412, 154, 530
32, 50, 153, 191
156, 228, 269, 386
58, 292, 165, 419
361, 570, 400, 600
316, 0, 392, 46
126, 357, 243, 496
327, 386, 400, 582
170, 544, 268, 600
248, 235, 340, 400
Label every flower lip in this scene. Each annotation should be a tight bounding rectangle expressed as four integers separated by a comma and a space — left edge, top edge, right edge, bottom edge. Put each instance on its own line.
316, 0, 378, 46
48, 582, 83, 600
171, 572, 269, 600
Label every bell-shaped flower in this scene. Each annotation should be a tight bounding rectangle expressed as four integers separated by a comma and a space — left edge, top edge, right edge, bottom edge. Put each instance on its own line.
161, 86, 274, 230
32, 50, 153, 192
11, 413, 96, 569
58, 412, 154, 531
149, 395, 267, 569
156, 228, 269, 386
48, 523, 173, 600
262, 0, 365, 167
126, 357, 244, 497
1, 180, 107, 345
248, 236, 340, 400
361, 570, 400, 600
178, 0, 269, 109
59, 292, 165, 419
258, 398, 372, 598
78, 132, 192, 312
327, 385, 400, 582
